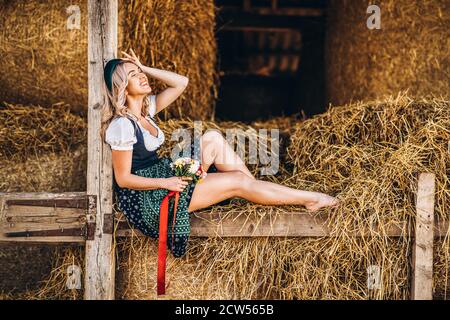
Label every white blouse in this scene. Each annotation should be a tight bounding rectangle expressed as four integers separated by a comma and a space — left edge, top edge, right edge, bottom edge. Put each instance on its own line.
105, 95, 165, 151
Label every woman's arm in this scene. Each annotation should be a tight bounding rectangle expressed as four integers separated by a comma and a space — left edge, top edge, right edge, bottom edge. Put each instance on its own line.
142, 65, 189, 114
112, 150, 189, 192
112, 149, 165, 190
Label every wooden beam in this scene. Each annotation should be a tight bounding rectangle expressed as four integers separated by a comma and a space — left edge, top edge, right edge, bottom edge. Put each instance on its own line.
0, 235, 86, 244
220, 5, 324, 16
116, 211, 449, 238
85, 0, 117, 300
1, 190, 446, 242
217, 11, 324, 32
411, 173, 435, 300
221, 26, 301, 33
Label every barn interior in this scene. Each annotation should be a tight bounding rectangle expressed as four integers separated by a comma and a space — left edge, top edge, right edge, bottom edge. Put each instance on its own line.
214, 0, 327, 121
0, 0, 448, 300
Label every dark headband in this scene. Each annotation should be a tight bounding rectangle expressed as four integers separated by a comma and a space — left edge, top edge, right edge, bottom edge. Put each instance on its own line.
104, 58, 124, 92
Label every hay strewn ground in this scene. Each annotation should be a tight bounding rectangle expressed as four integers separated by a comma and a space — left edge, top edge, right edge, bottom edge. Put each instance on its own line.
326, 0, 450, 105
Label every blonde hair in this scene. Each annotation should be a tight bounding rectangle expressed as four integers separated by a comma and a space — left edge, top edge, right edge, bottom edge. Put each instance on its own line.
100, 60, 151, 142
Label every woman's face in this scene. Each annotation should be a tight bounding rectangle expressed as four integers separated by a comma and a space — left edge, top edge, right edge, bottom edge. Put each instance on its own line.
124, 62, 152, 96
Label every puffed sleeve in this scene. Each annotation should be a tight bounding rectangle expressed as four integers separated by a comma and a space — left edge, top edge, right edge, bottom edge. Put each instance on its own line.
105, 117, 136, 150
147, 94, 157, 118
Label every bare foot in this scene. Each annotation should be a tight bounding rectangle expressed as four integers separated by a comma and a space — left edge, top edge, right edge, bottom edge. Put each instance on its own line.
304, 193, 340, 213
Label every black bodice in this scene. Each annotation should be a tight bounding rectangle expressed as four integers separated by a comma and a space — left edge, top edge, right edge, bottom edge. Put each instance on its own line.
112, 116, 160, 192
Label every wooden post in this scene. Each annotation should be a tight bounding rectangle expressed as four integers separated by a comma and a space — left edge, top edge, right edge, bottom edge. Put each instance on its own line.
85, 0, 117, 300
411, 173, 435, 300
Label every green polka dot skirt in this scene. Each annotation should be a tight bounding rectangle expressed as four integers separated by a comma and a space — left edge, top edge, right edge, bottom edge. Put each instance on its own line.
114, 139, 219, 258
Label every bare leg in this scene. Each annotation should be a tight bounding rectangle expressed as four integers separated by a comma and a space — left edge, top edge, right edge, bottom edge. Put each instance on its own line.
199, 129, 255, 179
236, 177, 339, 211
188, 171, 339, 213
187, 172, 242, 213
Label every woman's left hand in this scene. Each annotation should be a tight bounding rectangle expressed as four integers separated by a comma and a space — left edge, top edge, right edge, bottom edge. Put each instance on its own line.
121, 48, 144, 69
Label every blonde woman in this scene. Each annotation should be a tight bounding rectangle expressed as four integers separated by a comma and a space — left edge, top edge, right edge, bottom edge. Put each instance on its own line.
101, 49, 339, 257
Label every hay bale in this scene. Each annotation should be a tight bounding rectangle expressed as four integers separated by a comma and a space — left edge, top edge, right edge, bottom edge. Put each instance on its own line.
0, 148, 87, 192
0, 100, 87, 191
0, 0, 88, 114
120, 0, 218, 120
287, 94, 449, 219
3, 95, 448, 299
0, 0, 218, 118
286, 93, 449, 299
116, 236, 428, 300
326, 0, 450, 105
0, 101, 87, 161
116, 236, 284, 300
116, 95, 448, 300
156, 116, 297, 178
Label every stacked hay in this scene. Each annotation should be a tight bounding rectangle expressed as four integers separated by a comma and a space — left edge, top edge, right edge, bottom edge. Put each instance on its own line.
2, 96, 447, 299
0, 0, 88, 114
0, 102, 87, 192
115, 94, 449, 300
0, 0, 218, 118
286, 94, 449, 299
326, 0, 450, 105
156, 114, 299, 178
0, 98, 297, 299
120, 0, 219, 120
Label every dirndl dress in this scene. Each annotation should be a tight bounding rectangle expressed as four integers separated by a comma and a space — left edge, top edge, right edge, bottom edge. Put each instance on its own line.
113, 117, 218, 258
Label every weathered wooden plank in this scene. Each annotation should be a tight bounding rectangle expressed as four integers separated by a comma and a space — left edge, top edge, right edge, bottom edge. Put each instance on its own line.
0, 234, 85, 244
0, 192, 87, 219
4, 205, 84, 218
0, 192, 87, 199
3, 221, 84, 233
191, 212, 330, 237
116, 212, 449, 238
85, 0, 117, 300
5, 198, 88, 209
0, 192, 88, 242
411, 173, 435, 300
3, 227, 86, 238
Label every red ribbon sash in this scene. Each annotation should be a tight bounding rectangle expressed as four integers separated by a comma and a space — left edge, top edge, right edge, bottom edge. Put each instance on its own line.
157, 190, 180, 296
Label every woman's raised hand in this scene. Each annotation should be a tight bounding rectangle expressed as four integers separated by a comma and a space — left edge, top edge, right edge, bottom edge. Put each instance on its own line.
163, 176, 190, 192
121, 48, 144, 69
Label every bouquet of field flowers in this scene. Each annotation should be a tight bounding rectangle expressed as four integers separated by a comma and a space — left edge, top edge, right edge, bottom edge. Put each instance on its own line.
170, 157, 206, 184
